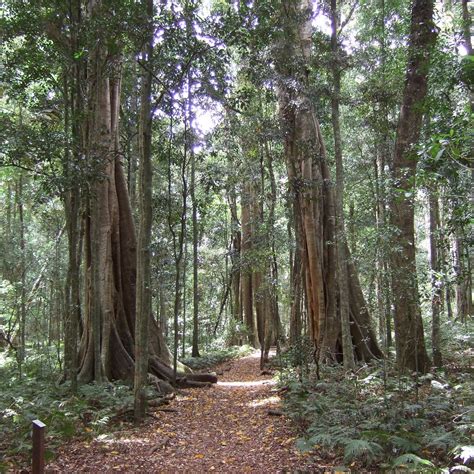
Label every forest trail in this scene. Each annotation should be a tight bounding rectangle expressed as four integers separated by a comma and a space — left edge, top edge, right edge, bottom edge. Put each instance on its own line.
48, 351, 323, 472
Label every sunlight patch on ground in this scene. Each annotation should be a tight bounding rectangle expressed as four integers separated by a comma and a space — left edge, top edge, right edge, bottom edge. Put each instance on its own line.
95, 435, 149, 446
244, 348, 277, 359
247, 395, 280, 408
246, 351, 262, 359
176, 395, 197, 402
218, 379, 276, 388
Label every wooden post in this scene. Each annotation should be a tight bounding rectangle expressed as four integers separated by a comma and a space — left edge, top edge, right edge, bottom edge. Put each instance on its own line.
32, 419, 45, 474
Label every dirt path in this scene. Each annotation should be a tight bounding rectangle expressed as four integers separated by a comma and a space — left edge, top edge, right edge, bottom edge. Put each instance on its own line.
48, 352, 323, 472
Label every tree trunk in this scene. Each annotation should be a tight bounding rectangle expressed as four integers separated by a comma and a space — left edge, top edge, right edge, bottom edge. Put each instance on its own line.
182, 237, 188, 359
228, 184, 242, 345
330, 0, 355, 370
127, 66, 139, 212
159, 281, 168, 337
265, 140, 283, 354
251, 174, 265, 349
454, 232, 470, 323
189, 77, 200, 358
288, 203, 303, 346
389, 0, 436, 373
78, 2, 172, 384
134, 0, 153, 423
63, 0, 82, 392
168, 108, 188, 382
429, 189, 442, 368
241, 181, 258, 347
17, 175, 27, 372
461, 0, 473, 111
275, 0, 381, 363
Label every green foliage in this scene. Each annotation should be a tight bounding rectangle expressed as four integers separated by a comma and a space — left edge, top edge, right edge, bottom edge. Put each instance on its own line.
181, 345, 253, 371
0, 0, 471, 471
0, 351, 139, 469
391, 453, 435, 469
343, 439, 384, 464
282, 350, 472, 470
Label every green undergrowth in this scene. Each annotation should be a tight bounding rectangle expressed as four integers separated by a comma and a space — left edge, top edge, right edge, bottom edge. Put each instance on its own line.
0, 360, 138, 471
0, 351, 155, 471
279, 339, 473, 472
181, 344, 254, 371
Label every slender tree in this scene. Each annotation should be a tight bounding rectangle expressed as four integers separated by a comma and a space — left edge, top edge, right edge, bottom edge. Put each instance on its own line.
429, 189, 442, 368
17, 175, 26, 373
189, 79, 201, 358
134, 0, 154, 423
330, 0, 356, 370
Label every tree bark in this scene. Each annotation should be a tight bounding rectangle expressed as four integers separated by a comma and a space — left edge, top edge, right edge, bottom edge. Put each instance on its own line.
461, 0, 473, 111
429, 189, 442, 368
288, 201, 303, 346
454, 232, 470, 323
134, 0, 153, 423
389, 0, 436, 373
241, 180, 258, 347
17, 175, 27, 372
63, 111, 81, 392
264, 140, 283, 355
228, 184, 242, 345
63, 0, 83, 393
167, 108, 188, 382
330, 0, 355, 370
275, 0, 381, 363
189, 76, 200, 358
78, 0, 172, 384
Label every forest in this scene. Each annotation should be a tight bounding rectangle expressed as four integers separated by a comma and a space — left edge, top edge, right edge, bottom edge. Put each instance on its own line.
0, 0, 472, 471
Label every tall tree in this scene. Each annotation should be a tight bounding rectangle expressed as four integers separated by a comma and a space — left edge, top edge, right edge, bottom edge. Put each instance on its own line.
329, 0, 356, 370
16, 174, 26, 373
71, 0, 175, 384
389, 0, 436, 373
134, 0, 154, 423
461, 0, 473, 111
227, 177, 242, 345
241, 179, 258, 347
189, 79, 200, 358
428, 189, 442, 368
275, 0, 382, 363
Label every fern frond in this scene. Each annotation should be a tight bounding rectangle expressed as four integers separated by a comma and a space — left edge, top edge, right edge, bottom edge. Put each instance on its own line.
391, 453, 434, 469
390, 435, 421, 453
343, 439, 383, 464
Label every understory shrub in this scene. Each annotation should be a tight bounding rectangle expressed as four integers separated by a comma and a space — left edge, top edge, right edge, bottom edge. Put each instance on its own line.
281, 344, 473, 472
0, 351, 148, 471
181, 344, 253, 370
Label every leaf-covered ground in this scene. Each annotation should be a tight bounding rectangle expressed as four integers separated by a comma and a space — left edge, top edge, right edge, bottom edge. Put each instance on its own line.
47, 351, 326, 472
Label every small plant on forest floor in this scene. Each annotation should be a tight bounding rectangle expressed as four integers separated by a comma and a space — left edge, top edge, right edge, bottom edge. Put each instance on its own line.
280, 349, 473, 472
0, 351, 156, 471
181, 345, 253, 370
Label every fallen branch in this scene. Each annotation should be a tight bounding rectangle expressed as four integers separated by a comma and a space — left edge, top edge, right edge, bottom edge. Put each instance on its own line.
148, 398, 169, 408
148, 437, 170, 454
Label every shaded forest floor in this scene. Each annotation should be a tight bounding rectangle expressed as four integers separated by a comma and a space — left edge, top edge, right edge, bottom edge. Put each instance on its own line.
47, 351, 325, 472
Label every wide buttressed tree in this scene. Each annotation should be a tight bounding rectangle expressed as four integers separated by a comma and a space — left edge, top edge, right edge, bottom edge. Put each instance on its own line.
77, 0, 172, 383
273, 0, 382, 363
